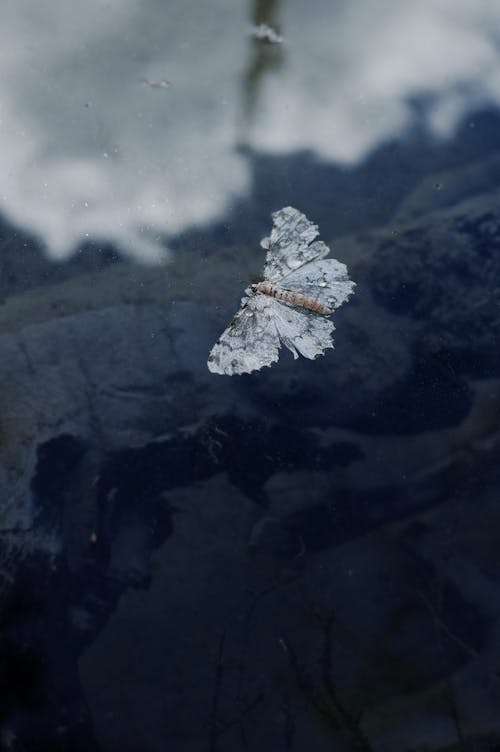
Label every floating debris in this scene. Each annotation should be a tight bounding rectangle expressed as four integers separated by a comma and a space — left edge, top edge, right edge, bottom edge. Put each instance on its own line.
141, 78, 171, 90
250, 24, 283, 44
207, 207, 355, 375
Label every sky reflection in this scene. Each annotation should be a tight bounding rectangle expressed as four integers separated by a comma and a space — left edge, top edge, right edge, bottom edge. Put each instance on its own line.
1, 0, 500, 261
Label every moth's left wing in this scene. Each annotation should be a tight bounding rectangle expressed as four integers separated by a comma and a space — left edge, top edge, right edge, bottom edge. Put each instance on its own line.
279, 258, 355, 313
207, 291, 281, 375
271, 299, 336, 360
261, 206, 330, 282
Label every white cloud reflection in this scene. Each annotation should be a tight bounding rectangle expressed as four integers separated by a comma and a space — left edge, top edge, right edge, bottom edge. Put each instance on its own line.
0, 0, 250, 261
250, 0, 500, 159
1, 0, 500, 261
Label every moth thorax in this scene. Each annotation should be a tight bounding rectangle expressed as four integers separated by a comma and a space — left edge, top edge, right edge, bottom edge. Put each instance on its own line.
256, 281, 280, 297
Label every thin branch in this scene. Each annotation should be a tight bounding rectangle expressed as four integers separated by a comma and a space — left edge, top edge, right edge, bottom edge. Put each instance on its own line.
279, 635, 375, 752
281, 698, 295, 751
208, 630, 226, 752
216, 692, 264, 737
415, 589, 479, 661
320, 610, 373, 750
446, 676, 467, 751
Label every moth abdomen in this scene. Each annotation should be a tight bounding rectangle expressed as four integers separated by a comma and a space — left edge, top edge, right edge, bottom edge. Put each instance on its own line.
256, 281, 331, 315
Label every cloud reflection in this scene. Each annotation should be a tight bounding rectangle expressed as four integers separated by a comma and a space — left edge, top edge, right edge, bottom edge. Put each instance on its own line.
248, 0, 500, 160
1, 0, 500, 261
0, 0, 250, 261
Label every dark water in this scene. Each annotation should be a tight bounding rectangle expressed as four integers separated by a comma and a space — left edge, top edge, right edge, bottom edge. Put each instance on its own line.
1, 2, 500, 751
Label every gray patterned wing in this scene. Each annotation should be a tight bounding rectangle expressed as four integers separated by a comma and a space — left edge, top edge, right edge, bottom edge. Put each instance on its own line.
271, 299, 335, 360
207, 291, 280, 375
279, 259, 355, 313
261, 206, 330, 282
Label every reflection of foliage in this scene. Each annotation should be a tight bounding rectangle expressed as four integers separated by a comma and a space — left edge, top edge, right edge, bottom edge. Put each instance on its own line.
207, 573, 299, 752
279, 609, 375, 752
208, 631, 265, 752
205, 571, 375, 752
0, 547, 15, 599
199, 422, 229, 466
201, 497, 500, 752
0, 535, 34, 599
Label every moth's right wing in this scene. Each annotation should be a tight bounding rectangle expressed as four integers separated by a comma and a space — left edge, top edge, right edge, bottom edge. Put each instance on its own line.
279, 258, 355, 313
271, 299, 335, 360
261, 206, 330, 282
207, 292, 281, 375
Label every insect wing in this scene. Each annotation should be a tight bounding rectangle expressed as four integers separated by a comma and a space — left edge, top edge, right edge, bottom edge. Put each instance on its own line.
207, 293, 280, 375
271, 299, 335, 360
261, 207, 330, 282
279, 259, 355, 313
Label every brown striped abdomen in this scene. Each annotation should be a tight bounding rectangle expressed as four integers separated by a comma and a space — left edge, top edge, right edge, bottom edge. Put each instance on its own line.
256, 281, 331, 315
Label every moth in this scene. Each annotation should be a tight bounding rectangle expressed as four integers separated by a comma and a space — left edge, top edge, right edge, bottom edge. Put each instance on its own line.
207, 206, 355, 375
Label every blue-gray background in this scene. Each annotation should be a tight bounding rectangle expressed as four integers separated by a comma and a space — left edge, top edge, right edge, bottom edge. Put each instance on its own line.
1, 1, 500, 750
